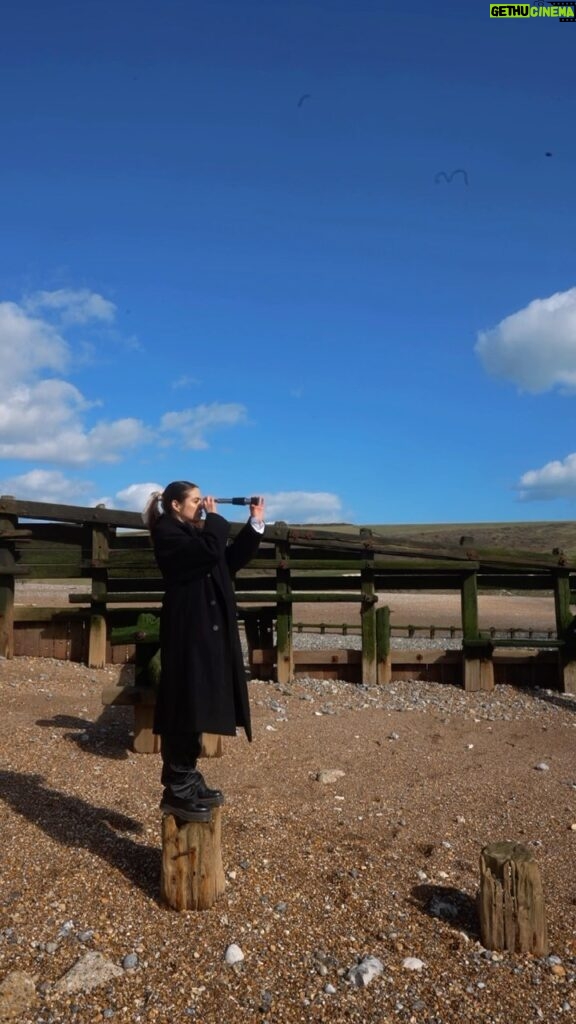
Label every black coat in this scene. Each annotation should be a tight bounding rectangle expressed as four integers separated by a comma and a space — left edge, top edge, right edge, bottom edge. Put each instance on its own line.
151, 512, 262, 740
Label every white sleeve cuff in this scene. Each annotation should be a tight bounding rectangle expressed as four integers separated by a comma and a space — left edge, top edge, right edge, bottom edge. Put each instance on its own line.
249, 517, 265, 534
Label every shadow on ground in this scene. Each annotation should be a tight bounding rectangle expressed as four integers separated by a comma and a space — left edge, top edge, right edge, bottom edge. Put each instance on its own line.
35, 664, 138, 759
0, 770, 161, 900
35, 706, 134, 760
410, 883, 480, 940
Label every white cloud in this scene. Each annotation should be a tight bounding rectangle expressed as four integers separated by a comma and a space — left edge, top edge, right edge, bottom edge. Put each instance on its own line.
104, 485, 345, 523
115, 482, 163, 512
475, 286, 576, 393
160, 403, 248, 450
0, 293, 150, 465
0, 301, 69, 388
0, 469, 94, 504
0, 290, 254, 512
517, 453, 576, 502
0, 377, 148, 465
0, 380, 92, 443
264, 491, 344, 524
24, 288, 117, 325
172, 375, 200, 390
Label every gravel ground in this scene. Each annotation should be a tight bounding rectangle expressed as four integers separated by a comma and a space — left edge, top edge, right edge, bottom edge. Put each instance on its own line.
1, 651, 575, 1024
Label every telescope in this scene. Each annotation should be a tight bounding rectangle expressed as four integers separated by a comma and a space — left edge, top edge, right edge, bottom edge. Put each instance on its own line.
214, 496, 260, 506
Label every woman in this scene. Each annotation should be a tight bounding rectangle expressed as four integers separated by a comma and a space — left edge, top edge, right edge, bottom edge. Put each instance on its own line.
143, 481, 265, 822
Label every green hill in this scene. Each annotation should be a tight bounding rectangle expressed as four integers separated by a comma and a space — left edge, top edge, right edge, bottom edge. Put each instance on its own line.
291, 520, 576, 557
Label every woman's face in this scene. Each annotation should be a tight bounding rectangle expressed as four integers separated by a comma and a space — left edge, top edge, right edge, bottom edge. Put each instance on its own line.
171, 487, 203, 524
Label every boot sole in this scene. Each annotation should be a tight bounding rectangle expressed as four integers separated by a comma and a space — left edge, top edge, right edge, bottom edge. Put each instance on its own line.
199, 794, 225, 807
160, 803, 212, 823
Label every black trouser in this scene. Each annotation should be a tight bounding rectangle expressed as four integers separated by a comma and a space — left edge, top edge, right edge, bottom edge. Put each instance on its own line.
160, 733, 204, 801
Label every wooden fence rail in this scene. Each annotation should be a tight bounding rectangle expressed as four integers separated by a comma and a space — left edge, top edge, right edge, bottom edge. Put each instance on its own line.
1, 495, 576, 695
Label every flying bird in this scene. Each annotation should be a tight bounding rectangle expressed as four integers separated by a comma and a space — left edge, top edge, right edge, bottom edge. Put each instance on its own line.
434, 168, 469, 186
297, 93, 311, 107
545, 151, 553, 157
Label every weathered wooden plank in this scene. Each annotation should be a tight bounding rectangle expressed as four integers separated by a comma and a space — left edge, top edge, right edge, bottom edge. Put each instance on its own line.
252, 649, 362, 666
0, 495, 142, 529
236, 593, 366, 603
70, 593, 162, 604
3, 495, 576, 567
14, 607, 90, 622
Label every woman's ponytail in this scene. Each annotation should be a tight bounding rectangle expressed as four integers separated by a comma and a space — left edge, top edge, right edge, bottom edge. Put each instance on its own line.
142, 481, 198, 532
142, 490, 163, 532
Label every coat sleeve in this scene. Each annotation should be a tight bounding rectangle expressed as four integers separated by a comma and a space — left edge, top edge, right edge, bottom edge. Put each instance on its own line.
154, 514, 231, 582
225, 521, 263, 576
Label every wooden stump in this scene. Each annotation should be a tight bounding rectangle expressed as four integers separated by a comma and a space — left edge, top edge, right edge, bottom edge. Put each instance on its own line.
160, 807, 225, 911
479, 841, 548, 955
200, 733, 223, 758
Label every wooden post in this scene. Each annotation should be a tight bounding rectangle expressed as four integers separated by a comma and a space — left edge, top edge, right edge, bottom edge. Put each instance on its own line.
376, 604, 391, 684
133, 705, 160, 754
160, 807, 225, 911
242, 608, 275, 678
0, 503, 17, 659
87, 523, 110, 668
461, 570, 479, 642
461, 571, 494, 691
553, 570, 576, 693
553, 568, 572, 635
200, 734, 223, 758
276, 532, 293, 686
479, 841, 548, 955
463, 641, 494, 692
360, 531, 377, 685
132, 639, 161, 753
558, 650, 576, 695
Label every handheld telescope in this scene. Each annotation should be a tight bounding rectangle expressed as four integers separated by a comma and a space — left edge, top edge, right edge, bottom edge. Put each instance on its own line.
214, 496, 260, 506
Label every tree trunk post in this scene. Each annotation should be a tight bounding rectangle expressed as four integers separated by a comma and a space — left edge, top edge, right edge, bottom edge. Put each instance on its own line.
479, 841, 548, 955
160, 808, 226, 911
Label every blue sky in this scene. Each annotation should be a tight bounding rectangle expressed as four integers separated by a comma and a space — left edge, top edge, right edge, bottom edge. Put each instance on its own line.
1, 0, 575, 525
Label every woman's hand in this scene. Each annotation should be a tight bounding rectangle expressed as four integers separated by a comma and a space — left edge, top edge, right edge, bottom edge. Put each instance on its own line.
249, 496, 265, 523
203, 495, 217, 515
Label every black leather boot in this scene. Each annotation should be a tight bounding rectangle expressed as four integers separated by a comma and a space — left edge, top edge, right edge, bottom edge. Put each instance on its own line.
196, 782, 225, 807
159, 793, 212, 822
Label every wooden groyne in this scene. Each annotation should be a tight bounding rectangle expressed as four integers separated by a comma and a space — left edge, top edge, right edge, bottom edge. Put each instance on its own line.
1, 495, 576, 695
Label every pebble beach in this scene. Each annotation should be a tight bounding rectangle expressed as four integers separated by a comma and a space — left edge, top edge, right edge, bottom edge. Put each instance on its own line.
1, 647, 575, 1023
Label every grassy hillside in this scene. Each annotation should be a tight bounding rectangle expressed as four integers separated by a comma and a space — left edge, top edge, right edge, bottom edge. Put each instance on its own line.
299, 520, 576, 556
367, 520, 576, 554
